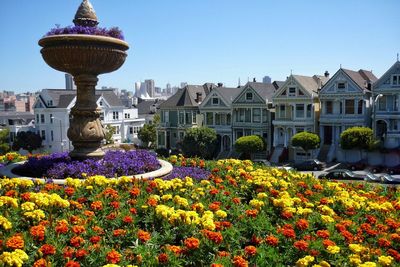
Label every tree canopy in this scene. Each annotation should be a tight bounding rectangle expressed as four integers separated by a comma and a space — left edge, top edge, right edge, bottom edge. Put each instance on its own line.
12, 131, 42, 153
234, 135, 265, 159
291, 131, 320, 152
340, 127, 374, 150
138, 114, 160, 148
180, 127, 217, 159
0, 128, 10, 154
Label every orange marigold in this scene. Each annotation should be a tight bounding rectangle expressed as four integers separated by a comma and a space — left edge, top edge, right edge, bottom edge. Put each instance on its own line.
33, 258, 48, 267
203, 230, 223, 244
322, 239, 336, 248
72, 225, 86, 235
296, 219, 309, 230
75, 249, 89, 259
70, 236, 85, 248
316, 230, 330, 239
113, 229, 127, 237
282, 228, 296, 239
265, 235, 279, 246
30, 225, 46, 241
184, 237, 200, 250
217, 251, 230, 257
166, 245, 183, 255
244, 245, 257, 256
245, 209, 258, 218
294, 240, 309, 251
6, 234, 24, 250
138, 229, 151, 242
158, 253, 169, 264
106, 249, 121, 264
65, 260, 81, 267
232, 255, 248, 267
378, 238, 391, 248
129, 187, 141, 197
39, 244, 56, 256
211, 264, 224, 267
90, 201, 103, 211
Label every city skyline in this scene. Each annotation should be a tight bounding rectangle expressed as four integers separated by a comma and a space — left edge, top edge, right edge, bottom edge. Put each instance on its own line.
1, 0, 399, 93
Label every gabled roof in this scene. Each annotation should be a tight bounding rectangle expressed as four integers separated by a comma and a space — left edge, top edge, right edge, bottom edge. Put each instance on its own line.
213, 86, 242, 105
342, 69, 377, 90
273, 81, 285, 89
159, 84, 209, 108
246, 82, 276, 102
373, 60, 400, 88
293, 75, 329, 94
136, 99, 165, 115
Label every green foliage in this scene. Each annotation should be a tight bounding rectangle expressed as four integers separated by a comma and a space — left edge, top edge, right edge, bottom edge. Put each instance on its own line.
104, 125, 116, 144
340, 127, 374, 150
181, 127, 217, 159
0, 128, 10, 154
11, 131, 42, 153
234, 135, 265, 159
138, 114, 160, 148
291, 131, 320, 152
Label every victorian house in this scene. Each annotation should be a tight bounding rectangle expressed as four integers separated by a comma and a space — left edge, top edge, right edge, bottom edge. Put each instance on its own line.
157, 84, 212, 150
231, 82, 277, 157
271, 74, 328, 162
373, 60, 400, 149
318, 68, 377, 162
199, 85, 241, 158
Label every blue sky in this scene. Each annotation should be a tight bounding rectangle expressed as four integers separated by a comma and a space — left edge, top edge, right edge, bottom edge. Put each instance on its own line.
1, 0, 399, 93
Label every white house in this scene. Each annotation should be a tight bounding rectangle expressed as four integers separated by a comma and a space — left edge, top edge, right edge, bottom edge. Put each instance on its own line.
34, 89, 145, 153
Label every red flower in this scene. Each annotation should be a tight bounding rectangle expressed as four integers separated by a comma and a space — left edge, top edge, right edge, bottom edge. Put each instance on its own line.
218, 251, 230, 257
232, 255, 248, 267
244, 245, 257, 256
30, 225, 46, 241
64, 187, 75, 196
296, 219, 309, 230
138, 230, 151, 242
123, 216, 134, 224
129, 187, 140, 197
166, 245, 183, 255
39, 244, 56, 256
158, 253, 169, 264
33, 258, 48, 267
72, 225, 86, 235
266, 235, 279, 246
184, 237, 200, 250
90, 236, 101, 244
90, 201, 103, 211
70, 236, 85, 248
130, 207, 138, 214
6, 234, 24, 250
322, 239, 336, 248
203, 230, 223, 244
63, 247, 75, 259
282, 228, 296, 239
294, 240, 309, 251
378, 238, 391, 248
110, 201, 120, 209
147, 198, 158, 207
113, 229, 127, 237
75, 249, 89, 259
309, 249, 320, 257
106, 249, 121, 264
65, 260, 81, 267
316, 230, 330, 239
245, 209, 258, 218
281, 211, 293, 219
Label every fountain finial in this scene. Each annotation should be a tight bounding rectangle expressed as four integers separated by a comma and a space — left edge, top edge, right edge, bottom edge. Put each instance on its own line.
73, 0, 99, 27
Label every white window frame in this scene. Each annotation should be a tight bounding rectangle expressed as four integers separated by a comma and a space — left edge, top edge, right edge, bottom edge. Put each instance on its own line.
288, 87, 296, 96
392, 75, 400, 86
246, 92, 253, 101
212, 97, 219, 105
337, 82, 347, 90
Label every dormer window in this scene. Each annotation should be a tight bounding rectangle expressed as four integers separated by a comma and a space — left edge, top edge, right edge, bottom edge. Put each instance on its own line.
392, 75, 400, 85
47, 100, 53, 106
337, 82, 346, 90
212, 97, 219, 105
246, 92, 253, 101
99, 101, 103, 106
288, 87, 296, 96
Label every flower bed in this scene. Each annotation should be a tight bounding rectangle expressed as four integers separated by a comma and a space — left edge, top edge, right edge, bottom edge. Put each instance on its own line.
13, 150, 160, 179
0, 155, 399, 266
46, 25, 124, 40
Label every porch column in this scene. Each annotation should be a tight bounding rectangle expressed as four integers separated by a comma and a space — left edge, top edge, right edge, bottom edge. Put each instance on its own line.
284, 127, 288, 147
320, 125, 324, 144
273, 129, 277, 147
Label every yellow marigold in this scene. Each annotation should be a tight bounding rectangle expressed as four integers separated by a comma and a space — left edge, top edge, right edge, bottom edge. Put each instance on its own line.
358, 262, 377, 267
24, 209, 46, 221
320, 215, 335, 224
173, 196, 189, 208
349, 244, 365, 254
326, 245, 340, 254
0, 249, 29, 267
21, 202, 35, 211
65, 178, 82, 188
0, 196, 18, 208
161, 194, 173, 201
257, 192, 268, 199
215, 210, 227, 219
102, 265, 121, 267
0, 216, 12, 230
296, 207, 313, 215
117, 176, 131, 185
378, 255, 394, 267
349, 254, 362, 265
296, 256, 315, 267
318, 261, 330, 267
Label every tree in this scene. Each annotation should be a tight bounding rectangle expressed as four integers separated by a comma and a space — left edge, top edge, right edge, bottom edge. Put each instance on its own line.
12, 131, 42, 153
291, 132, 320, 152
340, 127, 374, 150
181, 127, 217, 159
104, 125, 116, 145
138, 114, 160, 148
0, 128, 10, 154
234, 135, 265, 159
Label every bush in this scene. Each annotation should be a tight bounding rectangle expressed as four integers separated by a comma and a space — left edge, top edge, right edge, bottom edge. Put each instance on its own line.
234, 135, 265, 159
181, 127, 217, 159
291, 132, 320, 152
340, 127, 374, 150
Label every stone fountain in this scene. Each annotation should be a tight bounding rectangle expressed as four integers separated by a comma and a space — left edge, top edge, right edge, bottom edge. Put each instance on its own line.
38, 0, 129, 159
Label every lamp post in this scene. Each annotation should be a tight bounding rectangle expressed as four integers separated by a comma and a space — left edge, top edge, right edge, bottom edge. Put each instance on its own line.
51, 116, 64, 152
373, 94, 383, 137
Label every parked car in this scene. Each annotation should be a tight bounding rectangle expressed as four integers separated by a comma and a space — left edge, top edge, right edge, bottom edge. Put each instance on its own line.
385, 165, 400, 175
318, 169, 364, 180
364, 172, 381, 182
293, 159, 324, 171
346, 160, 367, 171
380, 174, 400, 184
369, 165, 385, 173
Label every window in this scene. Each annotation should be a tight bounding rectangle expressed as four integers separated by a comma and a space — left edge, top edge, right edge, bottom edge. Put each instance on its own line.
245, 129, 252, 136
99, 101, 103, 106
326, 101, 333, 114
50, 114, 53, 123
125, 113, 130, 119
392, 75, 400, 85
227, 114, 231, 125
40, 114, 45, 123
113, 111, 119, 120
339, 102, 343, 114
378, 96, 386, 111
179, 111, 184, 124
158, 132, 165, 146
212, 97, 219, 105
279, 105, 286, 118
358, 100, 363, 114
115, 126, 120, 135
289, 87, 296, 96
345, 99, 354, 114
253, 108, 261, 122
192, 112, 197, 123
51, 130, 54, 141
215, 113, 221, 125
206, 112, 213, 125
390, 120, 398, 131
337, 82, 346, 90
262, 109, 268, 123
36, 114, 39, 123
41, 130, 46, 140
239, 109, 245, 122
185, 112, 191, 124
129, 127, 133, 134
298, 90, 304, 96
296, 104, 304, 118
160, 111, 165, 123
47, 100, 53, 106
220, 113, 226, 125
100, 112, 104, 121
306, 104, 312, 118
246, 92, 253, 101
245, 109, 251, 122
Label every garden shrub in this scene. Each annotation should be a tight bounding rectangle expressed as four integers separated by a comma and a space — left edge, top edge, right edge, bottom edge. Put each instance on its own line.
234, 135, 265, 159
291, 132, 320, 152
181, 127, 217, 159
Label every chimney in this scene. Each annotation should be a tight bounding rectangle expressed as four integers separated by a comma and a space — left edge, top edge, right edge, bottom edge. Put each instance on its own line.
217, 82, 223, 87
196, 92, 202, 103
253, 78, 256, 82
324, 70, 330, 78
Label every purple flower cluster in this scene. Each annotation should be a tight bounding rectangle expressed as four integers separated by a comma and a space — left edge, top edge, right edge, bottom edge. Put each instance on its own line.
46, 25, 124, 40
15, 150, 159, 179
163, 166, 211, 181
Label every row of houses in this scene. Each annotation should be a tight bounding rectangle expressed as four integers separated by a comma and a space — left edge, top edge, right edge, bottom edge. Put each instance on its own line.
156, 60, 400, 163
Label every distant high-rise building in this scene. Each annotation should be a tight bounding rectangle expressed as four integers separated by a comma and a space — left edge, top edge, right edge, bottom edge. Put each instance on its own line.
180, 82, 188, 88
166, 83, 172, 94
262, 76, 272, 84
65, 73, 76, 90
145, 79, 155, 97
